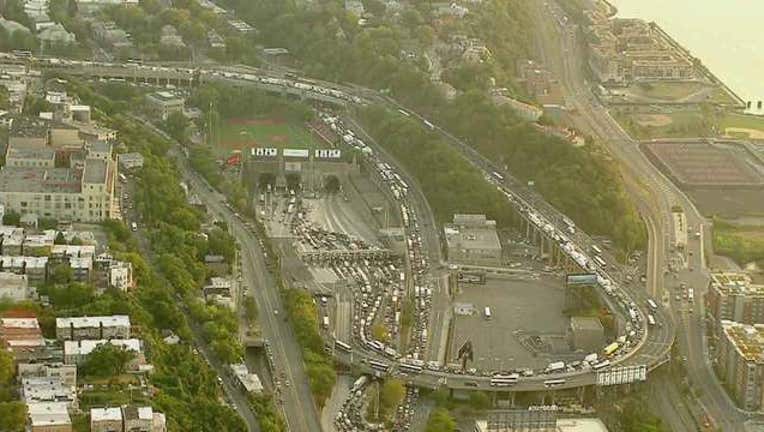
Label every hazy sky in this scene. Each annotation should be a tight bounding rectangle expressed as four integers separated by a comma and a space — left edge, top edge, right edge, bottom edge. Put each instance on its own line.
609, 0, 764, 111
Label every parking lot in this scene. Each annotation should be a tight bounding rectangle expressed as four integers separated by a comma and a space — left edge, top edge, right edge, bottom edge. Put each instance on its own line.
450, 274, 569, 371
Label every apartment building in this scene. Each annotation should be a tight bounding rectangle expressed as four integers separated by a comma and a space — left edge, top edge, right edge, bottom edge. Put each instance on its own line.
22, 376, 77, 409
145, 92, 184, 121
707, 272, 764, 326
27, 401, 72, 432
717, 320, 764, 411
587, 17, 695, 84
90, 406, 166, 432
0, 156, 117, 222
18, 362, 77, 388
0, 271, 31, 301
63, 338, 141, 365
6, 144, 56, 168
0, 256, 48, 285
55, 315, 131, 341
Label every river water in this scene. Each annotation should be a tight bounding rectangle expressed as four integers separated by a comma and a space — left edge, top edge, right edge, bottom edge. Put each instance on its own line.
609, 0, 764, 115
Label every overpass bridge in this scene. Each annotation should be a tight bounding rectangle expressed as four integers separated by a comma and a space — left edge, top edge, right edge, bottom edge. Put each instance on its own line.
19, 55, 675, 391
32, 61, 352, 106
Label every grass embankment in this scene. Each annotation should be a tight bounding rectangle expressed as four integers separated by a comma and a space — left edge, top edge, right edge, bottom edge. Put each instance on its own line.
713, 218, 764, 266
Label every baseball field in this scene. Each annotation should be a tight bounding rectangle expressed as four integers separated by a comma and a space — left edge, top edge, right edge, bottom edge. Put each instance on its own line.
216, 117, 318, 150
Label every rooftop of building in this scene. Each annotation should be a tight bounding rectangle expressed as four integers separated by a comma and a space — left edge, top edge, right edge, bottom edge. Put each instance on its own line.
444, 215, 502, 252
721, 320, 764, 363
56, 315, 129, 328
0, 255, 49, 268
0, 166, 82, 194
83, 158, 108, 184
22, 376, 76, 403
0, 271, 28, 286
87, 140, 112, 154
91, 407, 122, 422
711, 272, 764, 297
6, 143, 56, 161
147, 91, 183, 103
1, 317, 39, 329
9, 116, 50, 138
63, 338, 141, 356
27, 402, 71, 427
51, 244, 96, 257
122, 405, 153, 421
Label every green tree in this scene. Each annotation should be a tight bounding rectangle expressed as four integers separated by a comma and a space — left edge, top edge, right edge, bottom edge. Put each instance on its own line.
48, 264, 74, 285
2, 211, 20, 226
0, 349, 14, 386
379, 379, 405, 418
163, 111, 190, 143
426, 408, 457, 432
0, 401, 27, 432
469, 391, 491, 410
54, 232, 67, 245
80, 343, 135, 378
371, 323, 389, 343
48, 282, 94, 309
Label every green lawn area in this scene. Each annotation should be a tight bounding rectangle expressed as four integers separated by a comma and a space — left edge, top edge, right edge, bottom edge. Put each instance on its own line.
713, 219, 764, 265
614, 111, 713, 140
720, 113, 764, 139
215, 117, 321, 151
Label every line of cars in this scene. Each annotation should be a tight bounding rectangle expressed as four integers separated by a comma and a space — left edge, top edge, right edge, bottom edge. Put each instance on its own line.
29, 55, 366, 107
319, 112, 434, 362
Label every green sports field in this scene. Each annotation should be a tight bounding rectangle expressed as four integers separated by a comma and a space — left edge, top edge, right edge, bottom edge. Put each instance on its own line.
215, 117, 320, 150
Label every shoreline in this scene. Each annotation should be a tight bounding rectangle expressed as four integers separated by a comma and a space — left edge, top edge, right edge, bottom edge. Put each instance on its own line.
589, 0, 747, 111
648, 24, 746, 110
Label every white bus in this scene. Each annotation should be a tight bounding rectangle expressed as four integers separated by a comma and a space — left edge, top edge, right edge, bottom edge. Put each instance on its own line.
544, 378, 566, 388
545, 361, 565, 373
490, 374, 519, 387
322, 316, 329, 329
368, 360, 389, 372
688, 288, 694, 303
492, 171, 504, 182
593, 256, 607, 268
591, 245, 603, 255
647, 314, 656, 326
399, 362, 423, 374
335, 340, 351, 352
484, 307, 492, 320
647, 299, 658, 311
592, 360, 611, 371
130, 222, 138, 232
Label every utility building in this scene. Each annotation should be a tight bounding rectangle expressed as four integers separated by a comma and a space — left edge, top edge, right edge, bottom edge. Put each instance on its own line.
444, 214, 502, 266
